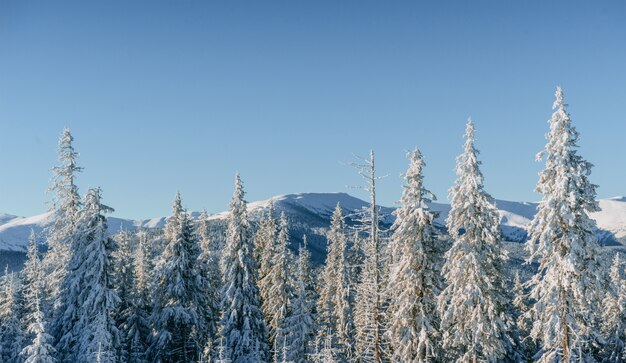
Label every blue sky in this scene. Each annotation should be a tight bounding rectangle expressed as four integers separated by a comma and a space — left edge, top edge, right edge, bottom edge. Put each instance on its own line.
1, 1, 625, 219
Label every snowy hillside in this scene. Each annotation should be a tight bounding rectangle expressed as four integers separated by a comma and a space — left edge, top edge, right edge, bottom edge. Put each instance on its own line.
1, 192, 626, 253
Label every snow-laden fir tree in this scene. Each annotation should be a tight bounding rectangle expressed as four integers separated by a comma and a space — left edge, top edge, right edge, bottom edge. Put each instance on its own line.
113, 229, 134, 360
114, 230, 134, 314
124, 230, 152, 363
283, 236, 317, 363
437, 120, 515, 362
259, 211, 293, 358
254, 203, 278, 350
311, 330, 339, 363
43, 128, 83, 318
316, 203, 354, 359
526, 87, 603, 362
386, 148, 443, 362
22, 230, 43, 340
55, 188, 120, 363
255, 201, 277, 283
196, 210, 222, 361
149, 192, 209, 362
134, 230, 152, 297
20, 288, 56, 363
601, 253, 625, 362
220, 174, 269, 363
0, 270, 25, 363
116, 230, 150, 363
512, 271, 535, 360
353, 150, 387, 363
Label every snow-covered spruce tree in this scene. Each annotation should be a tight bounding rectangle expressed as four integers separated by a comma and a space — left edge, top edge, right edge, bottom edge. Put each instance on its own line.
20, 289, 57, 363
121, 230, 151, 363
284, 236, 317, 363
0, 271, 25, 363
512, 271, 532, 359
55, 188, 120, 363
134, 230, 152, 297
316, 203, 354, 359
220, 174, 269, 362
114, 230, 134, 314
149, 192, 209, 362
310, 330, 340, 363
21, 230, 44, 340
255, 203, 278, 329
43, 128, 83, 319
353, 150, 387, 363
437, 120, 515, 362
254, 201, 277, 282
526, 87, 604, 362
386, 148, 443, 362
259, 211, 293, 358
601, 253, 625, 362
196, 210, 222, 361
113, 229, 134, 360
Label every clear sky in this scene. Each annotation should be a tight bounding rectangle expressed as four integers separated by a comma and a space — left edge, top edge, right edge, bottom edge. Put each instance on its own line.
1, 1, 625, 219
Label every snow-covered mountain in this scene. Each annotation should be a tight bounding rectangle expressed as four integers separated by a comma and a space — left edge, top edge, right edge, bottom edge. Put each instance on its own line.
1, 192, 626, 254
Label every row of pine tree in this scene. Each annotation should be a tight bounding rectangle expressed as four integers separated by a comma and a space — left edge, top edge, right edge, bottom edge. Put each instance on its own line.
0, 87, 625, 362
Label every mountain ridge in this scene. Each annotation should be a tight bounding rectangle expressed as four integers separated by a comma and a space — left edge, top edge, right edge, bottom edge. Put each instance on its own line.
1, 192, 625, 253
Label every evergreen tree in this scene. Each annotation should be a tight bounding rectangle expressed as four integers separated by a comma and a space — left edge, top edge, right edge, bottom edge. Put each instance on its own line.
220, 174, 269, 362
311, 330, 339, 363
113, 230, 134, 360
196, 210, 222, 361
526, 87, 603, 362
512, 271, 535, 360
386, 148, 442, 362
149, 192, 208, 362
22, 230, 43, 339
437, 120, 515, 362
20, 290, 56, 363
353, 150, 387, 363
255, 201, 277, 284
259, 211, 293, 357
284, 237, 316, 363
254, 202, 280, 357
601, 253, 625, 362
43, 128, 83, 319
0, 271, 25, 363
316, 203, 354, 359
123, 231, 151, 363
55, 188, 120, 363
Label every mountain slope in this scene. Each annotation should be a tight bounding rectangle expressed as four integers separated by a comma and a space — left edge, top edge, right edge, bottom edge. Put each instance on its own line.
1, 192, 625, 253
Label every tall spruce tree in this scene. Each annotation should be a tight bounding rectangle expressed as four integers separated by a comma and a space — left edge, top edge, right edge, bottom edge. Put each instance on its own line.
55, 188, 120, 363
386, 148, 442, 362
123, 231, 151, 363
0, 271, 25, 363
196, 210, 222, 361
20, 288, 56, 363
601, 254, 625, 362
220, 174, 269, 362
317, 203, 354, 359
260, 211, 293, 357
22, 230, 43, 340
255, 201, 277, 284
437, 120, 515, 362
284, 237, 317, 363
113, 229, 134, 360
149, 192, 208, 362
526, 87, 603, 362
43, 128, 83, 319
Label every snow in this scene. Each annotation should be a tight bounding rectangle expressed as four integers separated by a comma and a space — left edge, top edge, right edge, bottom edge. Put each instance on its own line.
1, 192, 626, 252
